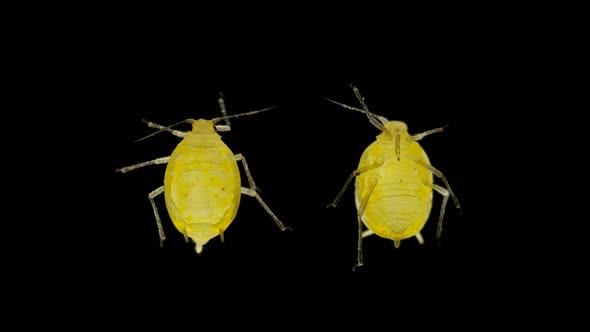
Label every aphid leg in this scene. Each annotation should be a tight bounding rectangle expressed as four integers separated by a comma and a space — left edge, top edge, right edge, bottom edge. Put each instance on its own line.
214, 92, 232, 132
219, 229, 225, 243
362, 229, 375, 238
431, 184, 449, 244
141, 119, 187, 138
148, 186, 166, 248
327, 160, 384, 208
419, 162, 461, 213
354, 176, 378, 271
241, 187, 291, 231
415, 232, 424, 245
411, 126, 447, 141
236, 153, 291, 231
234, 153, 257, 190
115, 156, 170, 174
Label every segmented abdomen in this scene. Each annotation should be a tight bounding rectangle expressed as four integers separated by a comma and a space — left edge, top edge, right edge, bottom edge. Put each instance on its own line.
360, 180, 432, 240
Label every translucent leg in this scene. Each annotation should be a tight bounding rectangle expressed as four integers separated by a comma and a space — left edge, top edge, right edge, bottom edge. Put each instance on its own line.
115, 156, 170, 174
237, 153, 290, 231
215, 92, 232, 132
148, 186, 166, 247
419, 162, 461, 212
432, 184, 450, 243
415, 232, 424, 245
362, 229, 375, 238
412, 126, 447, 141
353, 175, 378, 271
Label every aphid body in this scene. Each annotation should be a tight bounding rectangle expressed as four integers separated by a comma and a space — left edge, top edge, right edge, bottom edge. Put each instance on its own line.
355, 120, 434, 247
116, 95, 289, 254
164, 119, 242, 253
327, 86, 461, 269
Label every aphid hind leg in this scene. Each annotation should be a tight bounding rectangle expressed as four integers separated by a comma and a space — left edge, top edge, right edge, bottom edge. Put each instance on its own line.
362, 229, 375, 238
354, 175, 378, 271
419, 162, 461, 213
237, 153, 290, 231
431, 184, 450, 244
115, 156, 170, 174
148, 186, 166, 248
415, 232, 424, 245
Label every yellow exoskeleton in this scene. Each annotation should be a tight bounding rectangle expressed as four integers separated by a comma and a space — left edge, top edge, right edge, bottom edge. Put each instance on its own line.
116, 94, 290, 254
327, 86, 461, 270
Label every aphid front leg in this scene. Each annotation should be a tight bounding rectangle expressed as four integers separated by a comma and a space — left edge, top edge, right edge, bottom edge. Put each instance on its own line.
115, 156, 171, 174
236, 153, 291, 231
214, 92, 232, 132
418, 161, 461, 244
354, 175, 378, 271
149, 186, 166, 247
411, 126, 447, 141
431, 184, 450, 241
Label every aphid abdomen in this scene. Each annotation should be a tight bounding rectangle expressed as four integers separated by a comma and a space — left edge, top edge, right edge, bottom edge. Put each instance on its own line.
356, 160, 433, 241
364, 181, 432, 239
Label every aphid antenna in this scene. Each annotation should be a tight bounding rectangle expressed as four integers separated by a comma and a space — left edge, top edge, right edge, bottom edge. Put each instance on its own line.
324, 86, 390, 132
133, 105, 277, 143
324, 98, 388, 122
211, 106, 277, 124
349, 85, 388, 132
134, 119, 193, 143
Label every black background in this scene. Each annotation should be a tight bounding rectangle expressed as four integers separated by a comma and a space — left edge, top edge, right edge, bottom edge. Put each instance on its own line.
2, 80, 588, 290
2, 3, 589, 329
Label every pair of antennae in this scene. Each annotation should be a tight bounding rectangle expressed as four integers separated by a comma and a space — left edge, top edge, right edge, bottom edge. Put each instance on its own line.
135, 85, 382, 143
134, 99, 276, 143
324, 85, 389, 131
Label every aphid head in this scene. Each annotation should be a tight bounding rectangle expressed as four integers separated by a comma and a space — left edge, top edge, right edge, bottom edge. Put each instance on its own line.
191, 119, 217, 135
325, 85, 412, 161
378, 120, 412, 161
379, 121, 409, 142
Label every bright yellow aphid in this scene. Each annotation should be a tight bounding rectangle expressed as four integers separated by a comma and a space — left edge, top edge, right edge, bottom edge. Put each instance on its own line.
326, 86, 461, 270
116, 94, 290, 254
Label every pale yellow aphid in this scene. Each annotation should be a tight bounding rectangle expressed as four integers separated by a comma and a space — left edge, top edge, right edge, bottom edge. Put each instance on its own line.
116, 94, 290, 254
326, 86, 461, 270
